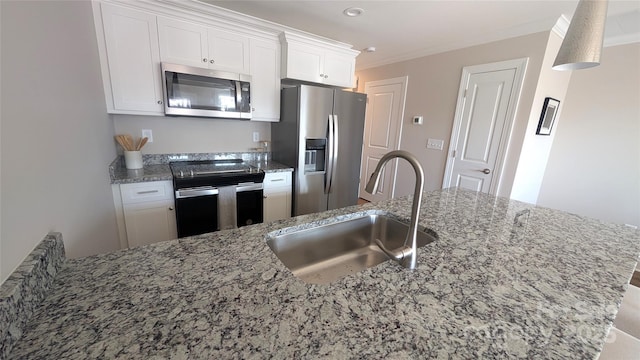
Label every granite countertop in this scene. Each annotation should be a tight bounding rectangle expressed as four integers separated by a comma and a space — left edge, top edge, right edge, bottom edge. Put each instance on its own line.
110, 153, 293, 184
8, 188, 640, 359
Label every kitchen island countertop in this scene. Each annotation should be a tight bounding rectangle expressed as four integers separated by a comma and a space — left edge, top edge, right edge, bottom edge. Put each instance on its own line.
8, 188, 640, 359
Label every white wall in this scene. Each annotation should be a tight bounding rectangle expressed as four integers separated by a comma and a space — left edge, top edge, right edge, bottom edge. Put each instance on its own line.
0, 1, 120, 282
113, 115, 271, 154
537, 43, 640, 227
510, 32, 572, 203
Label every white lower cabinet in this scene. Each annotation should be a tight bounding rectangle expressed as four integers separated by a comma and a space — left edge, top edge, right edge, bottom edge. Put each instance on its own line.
118, 181, 177, 248
263, 172, 292, 222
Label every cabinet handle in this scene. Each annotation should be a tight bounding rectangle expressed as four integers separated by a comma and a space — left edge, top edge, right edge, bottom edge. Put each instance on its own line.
324, 75, 329, 79
157, 100, 163, 105
263, 195, 267, 199
252, 107, 256, 111
202, 58, 208, 63
136, 190, 159, 195
210, 59, 215, 64
168, 206, 174, 211
270, 179, 285, 182
320, 73, 324, 77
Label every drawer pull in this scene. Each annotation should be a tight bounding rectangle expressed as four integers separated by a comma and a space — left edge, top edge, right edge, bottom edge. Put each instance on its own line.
269, 179, 285, 182
136, 190, 159, 195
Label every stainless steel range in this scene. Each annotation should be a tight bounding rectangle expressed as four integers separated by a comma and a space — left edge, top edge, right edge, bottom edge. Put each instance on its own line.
170, 159, 265, 238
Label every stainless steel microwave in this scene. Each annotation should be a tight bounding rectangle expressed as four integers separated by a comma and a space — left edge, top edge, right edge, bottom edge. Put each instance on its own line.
161, 63, 251, 119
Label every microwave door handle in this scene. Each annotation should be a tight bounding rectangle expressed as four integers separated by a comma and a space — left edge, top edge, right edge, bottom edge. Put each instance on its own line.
235, 80, 242, 110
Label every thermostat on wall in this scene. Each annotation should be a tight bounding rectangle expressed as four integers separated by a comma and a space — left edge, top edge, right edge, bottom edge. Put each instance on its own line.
412, 116, 424, 125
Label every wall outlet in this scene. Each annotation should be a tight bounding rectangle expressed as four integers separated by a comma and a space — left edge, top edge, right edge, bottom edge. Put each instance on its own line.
141, 129, 153, 143
427, 138, 444, 150
412, 116, 424, 125
252, 132, 260, 142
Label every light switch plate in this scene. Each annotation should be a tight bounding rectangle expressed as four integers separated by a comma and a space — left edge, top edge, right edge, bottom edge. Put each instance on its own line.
427, 138, 444, 150
141, 129, 153, 143
253, 132, 260, 142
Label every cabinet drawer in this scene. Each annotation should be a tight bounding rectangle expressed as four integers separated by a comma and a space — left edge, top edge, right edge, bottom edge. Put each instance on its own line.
264, 172, 291, 187
120, 181, 174, 205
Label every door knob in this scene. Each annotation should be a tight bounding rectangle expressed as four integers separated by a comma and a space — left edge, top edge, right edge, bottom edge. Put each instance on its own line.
482, 168, 491, 174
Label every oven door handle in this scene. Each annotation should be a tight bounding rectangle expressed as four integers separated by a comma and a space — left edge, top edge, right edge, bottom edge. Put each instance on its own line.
175, 183, 263, 199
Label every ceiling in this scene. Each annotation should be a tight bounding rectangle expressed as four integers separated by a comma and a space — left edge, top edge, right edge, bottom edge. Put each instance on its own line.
203, 0, 640, 70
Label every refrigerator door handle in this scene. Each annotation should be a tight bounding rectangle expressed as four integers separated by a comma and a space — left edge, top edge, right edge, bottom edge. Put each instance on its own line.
325, 114, 335, 194
330, 114, 339, 193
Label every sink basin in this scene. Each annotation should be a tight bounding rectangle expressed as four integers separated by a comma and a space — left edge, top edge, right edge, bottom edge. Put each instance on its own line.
266, 213, 437, 284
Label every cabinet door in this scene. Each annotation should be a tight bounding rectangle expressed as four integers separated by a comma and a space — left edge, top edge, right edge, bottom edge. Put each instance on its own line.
208, 28, 249, 73
264, 188, 291, 222
263, 172, 292, 222
249, 38, 280, 122
100, 3, 163, 113
284, 43, 324, 83
123, 201, 177, 248
158, 17, 208, 68
323, 51, 356, 88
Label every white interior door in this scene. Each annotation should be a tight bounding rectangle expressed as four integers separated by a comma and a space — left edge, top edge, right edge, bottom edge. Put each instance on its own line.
359, 77, 408, 202
443, 58, 528, 194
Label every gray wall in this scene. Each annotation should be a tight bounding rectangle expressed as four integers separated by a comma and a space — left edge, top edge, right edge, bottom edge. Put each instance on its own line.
356, 32, 551, 198
1, 0, 120, 282
537, 43, 640, 227
113, 115, 272, 154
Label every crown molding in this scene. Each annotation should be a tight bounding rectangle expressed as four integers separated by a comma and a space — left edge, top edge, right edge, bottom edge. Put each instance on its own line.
552, 15, 570, 39
100, 0, 357, 48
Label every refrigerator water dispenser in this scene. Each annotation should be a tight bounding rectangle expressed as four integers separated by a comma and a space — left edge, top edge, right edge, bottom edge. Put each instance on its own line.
304, 139, 326, 173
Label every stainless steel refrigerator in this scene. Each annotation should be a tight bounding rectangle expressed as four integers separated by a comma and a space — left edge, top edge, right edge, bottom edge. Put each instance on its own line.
271, 85, 367, 216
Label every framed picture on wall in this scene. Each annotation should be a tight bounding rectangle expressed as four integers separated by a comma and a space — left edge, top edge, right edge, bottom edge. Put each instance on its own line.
536, 97, 560, 135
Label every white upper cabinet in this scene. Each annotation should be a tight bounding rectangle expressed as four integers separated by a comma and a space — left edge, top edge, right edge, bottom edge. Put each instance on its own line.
95, 3, 164, 115
208, 28, 250, 73
157, 17, 208, 68
283, 42, 324, 84
249, 38, 280, 122
281, 33, 358, 88
322, 51, 356, 87
93, 1, 359, 116
158, 17, 249, 73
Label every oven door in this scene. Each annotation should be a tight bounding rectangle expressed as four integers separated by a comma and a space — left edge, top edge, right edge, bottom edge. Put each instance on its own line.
174, 187, 218, 238
174, 184, 263, 238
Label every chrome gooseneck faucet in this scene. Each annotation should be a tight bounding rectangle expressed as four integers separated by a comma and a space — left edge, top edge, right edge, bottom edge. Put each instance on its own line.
365, 150, 424, 270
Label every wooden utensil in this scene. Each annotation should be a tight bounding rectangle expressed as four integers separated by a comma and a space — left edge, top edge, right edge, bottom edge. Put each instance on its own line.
115, 135, 129, 151
137, 137, 148, 150
114, 134, 139, 151
124, 135, 135, 151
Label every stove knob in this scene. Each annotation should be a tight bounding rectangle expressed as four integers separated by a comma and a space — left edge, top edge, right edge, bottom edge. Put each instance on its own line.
190, 169, 195, 177
180, 170, 184, 178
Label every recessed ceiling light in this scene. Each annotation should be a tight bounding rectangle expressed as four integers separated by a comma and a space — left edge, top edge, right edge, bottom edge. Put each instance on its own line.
343, 7, 364, 17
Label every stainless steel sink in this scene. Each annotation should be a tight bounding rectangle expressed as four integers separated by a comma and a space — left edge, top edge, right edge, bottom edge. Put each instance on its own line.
266, 213, 437, 284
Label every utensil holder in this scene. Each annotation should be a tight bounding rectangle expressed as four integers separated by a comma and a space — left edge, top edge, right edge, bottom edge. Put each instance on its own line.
124, 151, 143, 170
